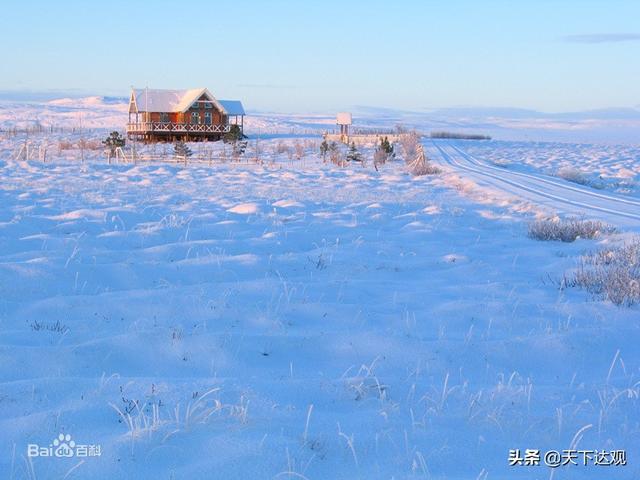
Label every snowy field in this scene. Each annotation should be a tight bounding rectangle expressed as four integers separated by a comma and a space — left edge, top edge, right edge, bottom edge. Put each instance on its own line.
1, 98, 640, 479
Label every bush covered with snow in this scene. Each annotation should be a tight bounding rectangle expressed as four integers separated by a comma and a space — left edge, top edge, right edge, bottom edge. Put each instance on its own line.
555, 166, 606, 189
399, 132, 440, 176
572, 238, 640, 306
528, 218, 615, 242
556, 167, 590, 185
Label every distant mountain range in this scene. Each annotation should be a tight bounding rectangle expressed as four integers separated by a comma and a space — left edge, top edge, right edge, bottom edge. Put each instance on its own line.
0, 91, 127, 104
352, 105, 640, 121
0, 93, 637, 144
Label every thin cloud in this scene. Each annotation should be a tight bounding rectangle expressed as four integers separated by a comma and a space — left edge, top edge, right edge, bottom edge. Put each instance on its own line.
562, 33, 640, 44
236, 83, 297, 89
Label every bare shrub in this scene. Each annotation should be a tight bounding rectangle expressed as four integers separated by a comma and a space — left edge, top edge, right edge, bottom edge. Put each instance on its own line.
410, 160, 441, 176
373, 148, 388, 169
58, 140, 74, 151
430, 131, 491, 140
294, 141, 305, 160
275, 141, 289, 154
399, 132, 420, 161
528, 218, 615, 242
30, 319, 69, 334
572, 239, 640, 306
329, 142, 345, 167
78, 138, 102, 150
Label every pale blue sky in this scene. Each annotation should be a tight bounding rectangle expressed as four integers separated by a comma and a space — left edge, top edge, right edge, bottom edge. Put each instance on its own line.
1, 0, 638, 112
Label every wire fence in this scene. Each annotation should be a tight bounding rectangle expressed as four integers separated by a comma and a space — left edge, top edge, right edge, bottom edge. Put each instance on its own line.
11, 141, 325, 169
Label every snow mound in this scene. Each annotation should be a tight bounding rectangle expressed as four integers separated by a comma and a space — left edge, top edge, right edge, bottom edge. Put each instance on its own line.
272, 199, 303, 208
48, 209, 106, 221
227, 203, 259, 214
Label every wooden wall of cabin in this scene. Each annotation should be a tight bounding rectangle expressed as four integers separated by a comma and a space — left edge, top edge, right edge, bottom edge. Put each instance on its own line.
184, 107, 224, 124
139, 107, 225, 125
143, 109, 224, 124
169, 112, 183, 123
184, 95, 225, 124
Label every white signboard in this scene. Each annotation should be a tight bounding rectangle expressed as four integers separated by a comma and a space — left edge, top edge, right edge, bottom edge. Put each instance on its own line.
336, 112, 352, 125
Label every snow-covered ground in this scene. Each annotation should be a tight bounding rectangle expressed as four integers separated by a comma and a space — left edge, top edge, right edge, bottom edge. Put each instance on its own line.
1, 98, 639, 479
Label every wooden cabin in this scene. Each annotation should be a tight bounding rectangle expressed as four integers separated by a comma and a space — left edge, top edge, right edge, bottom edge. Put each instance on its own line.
127, 87, 245, 142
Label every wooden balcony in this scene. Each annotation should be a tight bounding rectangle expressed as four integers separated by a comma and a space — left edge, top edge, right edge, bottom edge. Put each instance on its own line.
126, 122, 231, 134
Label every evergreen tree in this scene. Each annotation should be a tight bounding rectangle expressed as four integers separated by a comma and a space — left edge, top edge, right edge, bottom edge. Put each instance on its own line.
319, 138, 329, 162
174, 141, 193, 158
232, 140, 248, 161
223, 124, 244, 143
346, 142, 362, 162
374, 136, 395, 167
102, 131, 125, 160
222, 125, 247, 161
380, 136, 395, 158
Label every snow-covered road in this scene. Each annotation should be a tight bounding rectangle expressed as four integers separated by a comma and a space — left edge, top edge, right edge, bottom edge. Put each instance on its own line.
429, 141, 640, 228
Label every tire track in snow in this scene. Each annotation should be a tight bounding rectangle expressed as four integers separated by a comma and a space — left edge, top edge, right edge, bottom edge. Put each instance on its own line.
450, 144, 640, 208
429, 142, 640, 226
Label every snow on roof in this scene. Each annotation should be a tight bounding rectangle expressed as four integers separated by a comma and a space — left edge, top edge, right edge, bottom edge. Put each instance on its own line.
131, 88, 195, 113
218, 100, 245, 116
130, 88, 243, 115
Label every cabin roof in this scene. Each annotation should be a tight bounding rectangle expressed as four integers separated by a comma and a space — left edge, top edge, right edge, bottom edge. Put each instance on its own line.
218, 100, 245, 116
130, 88, 244, 115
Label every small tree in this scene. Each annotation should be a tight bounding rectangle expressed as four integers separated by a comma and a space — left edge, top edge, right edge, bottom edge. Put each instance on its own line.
380, 136, 395, 158
174, 141, 192, 160
373, 149, 387, 169
319, 138, 329, 162
407, 144, 440, 176
374, 136, 395, 168
223, 124, 244, 143
328, 142, 343, 166
103, 131, 125, 161
232, 140, 247, 161
399, 131, 420, 161
223, 125, 247, 161
346, 142, 362, 162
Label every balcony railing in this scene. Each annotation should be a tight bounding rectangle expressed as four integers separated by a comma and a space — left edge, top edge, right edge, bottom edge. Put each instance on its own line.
127, 122, 231, 134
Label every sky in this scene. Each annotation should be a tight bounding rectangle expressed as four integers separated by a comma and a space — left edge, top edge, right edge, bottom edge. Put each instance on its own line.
1, 0, 639, 113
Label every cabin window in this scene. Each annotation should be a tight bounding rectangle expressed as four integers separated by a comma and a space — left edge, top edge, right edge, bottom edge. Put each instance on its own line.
190, 102, 200, 110
204, 102, 212, 109
191, 111, 200, 124
160, 113, 169, 123
204, 112, 212, 125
